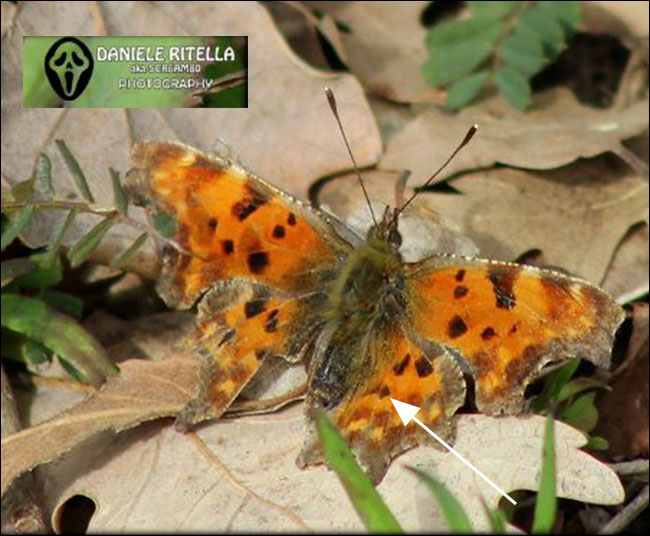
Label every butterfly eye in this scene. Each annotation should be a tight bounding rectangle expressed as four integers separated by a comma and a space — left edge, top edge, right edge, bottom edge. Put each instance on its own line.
388, 227, 402, 248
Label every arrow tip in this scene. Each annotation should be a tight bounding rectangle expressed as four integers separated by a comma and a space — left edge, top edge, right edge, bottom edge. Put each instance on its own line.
390, 398, 420, 426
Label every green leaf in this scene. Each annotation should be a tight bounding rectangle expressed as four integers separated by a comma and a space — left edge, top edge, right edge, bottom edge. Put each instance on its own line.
10, 179, 35, 203
557, 377, 609, 404
1, 258, 37, 283
585, 435, 609, 450
1, 328, 53, 365
531, 357, 581, 412
43, 208, 78, 268
33, 153, 55, 200
500, 33, 544, 75
0, 293, 117, 386
152, 211, 178, 238
516, 8, 566, 56
469, 1, 520, 19
532, 414, 556, 534
560, 392, 599, 432
447, 71, 490, 109
39, 289, 84, 319
425, 17, 501, 49
13, 251, 63, 289
67, 218, 117, 268
1, 206, 35, 252
423, 19, 501, 87
485, 506, 507, 533
110, 168, 128, 215
538, 1, 581, 30
316, 412, 402, 533
55, 140, 95, 203
494, 66, 532, 110
110, 232, 149, 270
408, 467, 472, 534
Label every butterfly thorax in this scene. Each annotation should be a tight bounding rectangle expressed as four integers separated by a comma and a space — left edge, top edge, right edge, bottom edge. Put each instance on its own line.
326, 233, 406, 329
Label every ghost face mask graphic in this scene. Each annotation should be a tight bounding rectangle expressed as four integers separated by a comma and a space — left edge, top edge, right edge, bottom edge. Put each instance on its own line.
44, 37, 94, 101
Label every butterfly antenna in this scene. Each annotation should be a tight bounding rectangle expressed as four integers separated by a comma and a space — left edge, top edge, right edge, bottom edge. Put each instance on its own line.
325, 87, 378, 227
392, 125, 478, 225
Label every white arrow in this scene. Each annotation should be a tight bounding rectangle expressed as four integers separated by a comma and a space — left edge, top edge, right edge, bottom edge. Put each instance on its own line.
390, 398, 517, 506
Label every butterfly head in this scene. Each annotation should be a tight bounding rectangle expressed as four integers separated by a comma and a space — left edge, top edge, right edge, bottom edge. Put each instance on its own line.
367, 205, 402, 251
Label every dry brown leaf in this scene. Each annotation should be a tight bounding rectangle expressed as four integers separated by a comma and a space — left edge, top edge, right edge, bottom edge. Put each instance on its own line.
1, 1, 381, 276
381, 89, 649, 185
595, 303, 649, 459
318, 157, 648, 287
308, 1, 442, 103
34, 405, 623, 532
602, 223, 650, 302
0, 355, 201, 498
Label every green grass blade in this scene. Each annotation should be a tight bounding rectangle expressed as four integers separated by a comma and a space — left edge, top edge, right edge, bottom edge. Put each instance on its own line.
407, 467, 473, 534
0, 293, 117, 387
316, 412, 402, 533
532, 414, 556, 534
484, 504, 507, 533
110, 168, 128, 215
110, 232, 149, 269
33, 153, 55, 200
1, 206, 35, 252
67, 217, 117, 268
531, 357, 581, 412
55, 140, 95, 203
43, 208, 79, 268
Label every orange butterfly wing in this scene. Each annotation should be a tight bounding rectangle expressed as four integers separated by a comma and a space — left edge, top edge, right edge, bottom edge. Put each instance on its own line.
126, 142, 349, 426
405, 256, 625, 413
127, 141, 351, 309
299, 322, 466, 482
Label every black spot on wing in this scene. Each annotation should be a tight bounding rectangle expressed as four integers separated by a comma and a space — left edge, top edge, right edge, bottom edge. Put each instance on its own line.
393, 354, 411, 376
481, 327, 496, 340
448, 315, 468, 339
488, 265, 519, 310
248, 252, 269, 274
454, 285, 468, 298
272, 225, 286, 239
415, 356, 434, 378
222, 240, 234, 255
232, 184, 268, 221
244, 298, 267, 318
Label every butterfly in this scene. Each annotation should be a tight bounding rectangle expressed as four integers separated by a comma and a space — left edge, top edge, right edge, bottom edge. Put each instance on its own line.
125, 118, 624, 484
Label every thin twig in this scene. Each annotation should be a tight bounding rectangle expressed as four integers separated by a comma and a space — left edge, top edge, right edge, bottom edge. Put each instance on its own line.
609, 459, 650, 478
599, 484, 649, 534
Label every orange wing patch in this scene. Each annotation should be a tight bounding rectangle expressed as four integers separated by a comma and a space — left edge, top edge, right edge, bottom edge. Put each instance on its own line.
298, 325, 465, 483
177, 280, 325, 429
406, 257, 625, 414
126, 141, 350, 309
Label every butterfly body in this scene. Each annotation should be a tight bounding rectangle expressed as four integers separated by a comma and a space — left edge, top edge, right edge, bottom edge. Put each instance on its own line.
126, 140, 625, 483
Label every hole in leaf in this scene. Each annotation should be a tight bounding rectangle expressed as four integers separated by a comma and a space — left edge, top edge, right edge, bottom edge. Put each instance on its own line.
54, 494, 96, 534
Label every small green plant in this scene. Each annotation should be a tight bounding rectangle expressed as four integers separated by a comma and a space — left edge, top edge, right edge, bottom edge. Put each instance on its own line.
422, 1, 581, 110
0, 141, 160, 385
317, 410, 558, 533
531, 357, 610, 450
